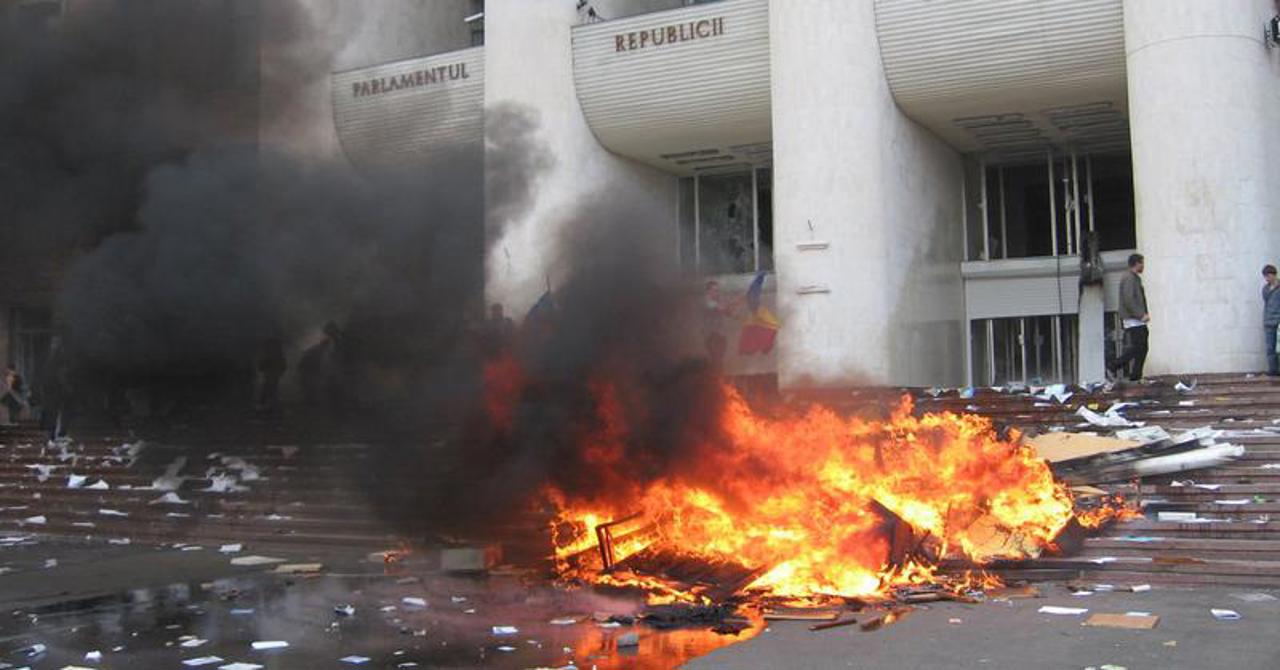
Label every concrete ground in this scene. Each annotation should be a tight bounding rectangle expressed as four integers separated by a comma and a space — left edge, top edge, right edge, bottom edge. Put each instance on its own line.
688, 585, 1280, 670
4, 535, 1279, 669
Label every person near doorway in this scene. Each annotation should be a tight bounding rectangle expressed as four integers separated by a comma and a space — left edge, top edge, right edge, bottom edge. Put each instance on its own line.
2, 364, 26, 425
1110, 253, 1150, 381
1262, 264, 1280, 376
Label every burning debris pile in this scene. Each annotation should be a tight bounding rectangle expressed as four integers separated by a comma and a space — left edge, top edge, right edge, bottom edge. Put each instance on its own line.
545, 385, 1125, 605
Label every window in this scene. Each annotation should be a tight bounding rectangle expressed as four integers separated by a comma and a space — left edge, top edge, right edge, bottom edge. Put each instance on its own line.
468, 0, 485, 46
968, 152, 1134, 261
1088, 154, 1136, 251
678, 168, 773, 276
970, 314, 1079, 385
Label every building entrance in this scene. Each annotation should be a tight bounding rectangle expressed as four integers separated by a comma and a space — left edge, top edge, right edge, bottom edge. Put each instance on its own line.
963, 151, 1135, 386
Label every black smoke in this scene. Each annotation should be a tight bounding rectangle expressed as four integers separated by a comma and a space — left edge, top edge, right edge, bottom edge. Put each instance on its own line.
1, 1, 489, 413
2, 0, 733, 545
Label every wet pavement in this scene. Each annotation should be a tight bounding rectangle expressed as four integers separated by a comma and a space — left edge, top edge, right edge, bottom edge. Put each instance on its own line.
688, 583, 1280, 670
7, 534, 1279, 669
0, 534, 758, 669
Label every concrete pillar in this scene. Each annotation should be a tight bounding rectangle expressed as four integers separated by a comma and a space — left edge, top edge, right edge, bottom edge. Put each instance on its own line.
769, 0, 964, 388
1125, 0, 1280, 375
1077, 285, 1106, 383
482, 0, 676, 314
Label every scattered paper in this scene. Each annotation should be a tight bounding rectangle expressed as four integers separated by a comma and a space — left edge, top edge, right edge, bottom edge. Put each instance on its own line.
86, 480, 109, 490
334, 604, 356, 616
251, 641, 289, 651
230, 555, 286, 567
151, 492, 190, 505
219, 544, 242, 554
1231, 592, 1278, 603
274, 563, 323, 574
402, 597, 427, 608
1157, 512, 1199, 522
67, 474, 87, 489
218, 664, 263, 670
181, 638, 209, 648
1076, 406, 1140, 428
1038, 606, 1089, 615
84, 650, 102, 661
97, 509, 128, 517
183, 657, 224, 667
1131, 584, 1151, 593
229, 608, 255, 615
1215, 499, 1251, 506
492, 626, 519, 635
1211, 608, 1241, 620
340, 657, 371, 665
549, 617, 579, 625
22, 515, 47, 525
1114, 426, 1170, 443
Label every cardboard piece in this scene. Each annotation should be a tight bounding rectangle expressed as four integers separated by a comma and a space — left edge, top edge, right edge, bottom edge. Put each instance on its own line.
1028, 433, 1139, 463
1085, 613, 1160, 629
762, 607, 841, 621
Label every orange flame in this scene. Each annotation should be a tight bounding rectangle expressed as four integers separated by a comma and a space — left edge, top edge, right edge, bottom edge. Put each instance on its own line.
549, 384, 1114, 600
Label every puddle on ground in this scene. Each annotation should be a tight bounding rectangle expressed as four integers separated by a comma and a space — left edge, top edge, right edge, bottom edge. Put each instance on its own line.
0, 570, 761, 669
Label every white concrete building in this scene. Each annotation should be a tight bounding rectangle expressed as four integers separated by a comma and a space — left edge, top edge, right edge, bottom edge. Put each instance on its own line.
331, 0, 1280, 389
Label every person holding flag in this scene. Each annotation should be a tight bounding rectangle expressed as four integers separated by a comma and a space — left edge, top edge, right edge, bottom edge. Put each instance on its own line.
737, 271, 780, 356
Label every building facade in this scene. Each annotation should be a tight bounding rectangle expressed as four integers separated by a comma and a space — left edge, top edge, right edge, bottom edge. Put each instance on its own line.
332, 0, 1280, 390
6, 0, 1277, 393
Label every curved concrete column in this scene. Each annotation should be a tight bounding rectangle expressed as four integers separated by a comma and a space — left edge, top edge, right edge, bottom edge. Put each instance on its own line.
770, 0, 964, 388
483, 0, 676, 314
1125, 0, 1280, 374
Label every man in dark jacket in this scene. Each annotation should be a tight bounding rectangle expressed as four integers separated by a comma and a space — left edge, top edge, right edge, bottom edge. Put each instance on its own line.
1110, 253, 1150, 381
1263, 265, 1280, 376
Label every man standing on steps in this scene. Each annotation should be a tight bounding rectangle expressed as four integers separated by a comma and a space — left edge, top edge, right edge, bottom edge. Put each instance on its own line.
1111, 253, 1150, 381
1262, 264, 1280, 376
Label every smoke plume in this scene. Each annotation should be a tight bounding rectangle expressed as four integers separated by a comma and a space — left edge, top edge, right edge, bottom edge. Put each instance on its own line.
2, 0, 729, 545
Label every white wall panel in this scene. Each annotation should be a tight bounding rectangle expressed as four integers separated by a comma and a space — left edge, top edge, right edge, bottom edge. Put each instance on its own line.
572, 0, 770, 175
332, 47, 484, 168
962, 251, 1133, 320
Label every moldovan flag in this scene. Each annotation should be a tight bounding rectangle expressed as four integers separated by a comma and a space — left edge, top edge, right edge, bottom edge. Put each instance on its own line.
738, 271, 780, 355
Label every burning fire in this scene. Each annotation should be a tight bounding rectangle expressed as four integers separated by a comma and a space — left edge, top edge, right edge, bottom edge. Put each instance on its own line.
548, 384, 1123, 601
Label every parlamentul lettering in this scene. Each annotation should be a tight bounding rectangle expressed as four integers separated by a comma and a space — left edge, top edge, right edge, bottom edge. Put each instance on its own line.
351, 62, 470, 98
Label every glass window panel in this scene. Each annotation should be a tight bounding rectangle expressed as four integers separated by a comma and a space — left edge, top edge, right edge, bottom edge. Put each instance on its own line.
697, 172, 754, 275
1000, 163, 1052, 258
678, 177, 696, 274
1090, 154, 1136, 251
755, 168, 773, 272
970, 320, 991, 386
964, 160, 985, 261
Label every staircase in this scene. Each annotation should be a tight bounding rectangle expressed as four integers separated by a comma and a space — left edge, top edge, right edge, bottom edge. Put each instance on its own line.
918, 373, 1280, 587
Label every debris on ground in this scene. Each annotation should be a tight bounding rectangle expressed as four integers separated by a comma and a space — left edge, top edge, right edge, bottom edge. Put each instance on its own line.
1083, 613, 1159, 629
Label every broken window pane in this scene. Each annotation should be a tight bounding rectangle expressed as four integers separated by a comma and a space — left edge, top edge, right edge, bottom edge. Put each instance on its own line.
697, 172, 754, 275
756, 168, 773, 272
